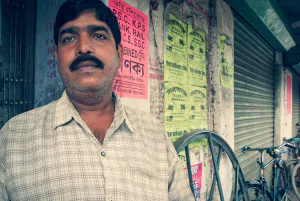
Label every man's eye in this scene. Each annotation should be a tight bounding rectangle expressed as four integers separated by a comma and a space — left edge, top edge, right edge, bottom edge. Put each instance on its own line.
62, 36, 75, 43
93, 34, 107, 40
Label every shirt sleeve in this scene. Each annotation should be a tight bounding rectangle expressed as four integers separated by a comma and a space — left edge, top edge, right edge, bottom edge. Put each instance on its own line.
165, 134, 195, 201
0, 125, 9, 201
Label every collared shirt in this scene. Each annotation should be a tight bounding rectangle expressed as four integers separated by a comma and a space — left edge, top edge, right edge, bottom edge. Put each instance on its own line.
0, 91, 194, 201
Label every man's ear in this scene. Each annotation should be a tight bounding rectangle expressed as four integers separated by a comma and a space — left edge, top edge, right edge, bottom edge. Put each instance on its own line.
117, 44, 124, 66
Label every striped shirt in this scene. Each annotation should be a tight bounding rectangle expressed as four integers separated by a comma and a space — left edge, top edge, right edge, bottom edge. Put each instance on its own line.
0, 91, 194, 201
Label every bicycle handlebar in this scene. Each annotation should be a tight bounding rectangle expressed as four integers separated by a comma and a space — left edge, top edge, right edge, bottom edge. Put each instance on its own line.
243, 145, 273, 152
283, 136, 300, 143
243, 142, 294, 158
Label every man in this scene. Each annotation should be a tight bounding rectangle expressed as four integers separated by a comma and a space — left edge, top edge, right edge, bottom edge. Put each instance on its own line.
0, 0, 194, 200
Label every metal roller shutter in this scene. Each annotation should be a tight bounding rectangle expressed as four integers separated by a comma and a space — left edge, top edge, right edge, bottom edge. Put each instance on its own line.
233, 13, 275, 183
292, 73, 300, 137
0, 0, 35, 128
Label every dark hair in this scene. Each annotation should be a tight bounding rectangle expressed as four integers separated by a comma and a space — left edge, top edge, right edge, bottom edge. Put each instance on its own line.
54, 0, 121, 48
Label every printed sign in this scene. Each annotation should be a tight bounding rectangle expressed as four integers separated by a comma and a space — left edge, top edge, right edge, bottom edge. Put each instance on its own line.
184, 163, 202, 201
109, 0, 148, 99
220, 34, 233, 89
187, 25, 206, 87
188, 86, 207, 131
164, 14, 188, 84
287, 74, 292, 115
164, 82, 189, 141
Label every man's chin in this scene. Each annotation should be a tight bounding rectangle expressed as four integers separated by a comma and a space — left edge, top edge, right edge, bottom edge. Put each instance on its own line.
69, 82, 110, 93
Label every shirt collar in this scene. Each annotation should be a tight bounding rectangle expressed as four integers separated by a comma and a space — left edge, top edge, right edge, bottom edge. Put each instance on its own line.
111, 92, 136, 134
53, 90, 135, 134
53, 91, 79, 129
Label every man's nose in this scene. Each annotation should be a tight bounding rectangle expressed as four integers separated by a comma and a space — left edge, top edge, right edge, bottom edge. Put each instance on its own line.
76, 34, 94, 54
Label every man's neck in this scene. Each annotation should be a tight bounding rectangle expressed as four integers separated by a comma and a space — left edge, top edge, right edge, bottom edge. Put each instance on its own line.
66, 90, 115, 144
66, 90, 115, 117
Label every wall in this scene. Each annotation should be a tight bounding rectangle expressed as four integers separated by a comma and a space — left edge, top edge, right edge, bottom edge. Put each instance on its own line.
34, 0, 65, 108
150, 0, 234, 199
211, 0, 234, 199
274, 53, 290, 146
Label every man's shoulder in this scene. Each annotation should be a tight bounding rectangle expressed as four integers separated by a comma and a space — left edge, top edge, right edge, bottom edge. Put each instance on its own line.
123, 105, 162, 126
122, 104, 166, 137
2, 100, 58, 131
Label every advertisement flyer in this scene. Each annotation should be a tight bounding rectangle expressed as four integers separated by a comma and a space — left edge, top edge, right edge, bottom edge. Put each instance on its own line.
220, 34, 233, 89
286, 74, 292, 115
188, 86, 207, 132
187, 25, 206, 87
179, 143, 207, 201
164, 14, 188, 84
109, 0, 149, 99
164, 82, 189, 141
184, 163, 202, 201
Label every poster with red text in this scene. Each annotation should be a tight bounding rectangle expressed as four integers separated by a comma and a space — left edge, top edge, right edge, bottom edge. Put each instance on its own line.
109, 0, 149, 99
286, 74, 292, 115
184, 163, 202, 201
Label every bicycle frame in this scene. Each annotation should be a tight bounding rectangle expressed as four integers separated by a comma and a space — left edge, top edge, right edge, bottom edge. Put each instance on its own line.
243, 142, 291, 201
256, 150, 276, 199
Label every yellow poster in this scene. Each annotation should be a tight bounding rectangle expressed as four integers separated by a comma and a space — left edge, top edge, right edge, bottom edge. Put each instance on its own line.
164, 14, 188, 84
220, 34, 233, 89
187, 25, 206, 87
188, 86, 207, 132
164, 82, 189, 142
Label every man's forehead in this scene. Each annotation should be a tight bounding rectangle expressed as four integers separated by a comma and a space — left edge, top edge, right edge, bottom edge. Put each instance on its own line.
59, 14, 111, 34
60, 12, 109, 29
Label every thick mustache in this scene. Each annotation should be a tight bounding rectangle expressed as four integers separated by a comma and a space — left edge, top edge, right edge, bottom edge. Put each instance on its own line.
69, 55, 104, 72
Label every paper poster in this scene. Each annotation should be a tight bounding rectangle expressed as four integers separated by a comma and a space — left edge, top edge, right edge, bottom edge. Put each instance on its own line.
220, 34, 233, 89
286, 74, 292, 115
187, 25, 206, 87
184, 163, 202, 201
188, 86, 207, 132
109, 0, 148, 99
179, 141, 208, 201
164, 82, 189, 141
164, 14, 188, 84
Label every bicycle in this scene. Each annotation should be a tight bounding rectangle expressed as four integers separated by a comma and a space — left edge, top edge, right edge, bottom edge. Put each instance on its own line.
283, 135, 300, 200
242, 142, 295, 201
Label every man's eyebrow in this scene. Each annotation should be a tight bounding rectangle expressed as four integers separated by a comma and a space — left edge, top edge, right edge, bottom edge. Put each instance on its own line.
87, 25, 110, 34
59, 25, 110, 37
59, 27, 79, 37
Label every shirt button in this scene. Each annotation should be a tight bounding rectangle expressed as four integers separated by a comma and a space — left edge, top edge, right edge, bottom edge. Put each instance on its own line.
108, 195, 114, 200
100, 151, 106, 156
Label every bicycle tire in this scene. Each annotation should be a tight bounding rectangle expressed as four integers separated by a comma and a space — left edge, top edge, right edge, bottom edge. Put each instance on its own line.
291, 163, 300, 200
285, 160, 298, 200
275, 167, 288, 201
173, 131, 250, 201
245, 184, 272, 201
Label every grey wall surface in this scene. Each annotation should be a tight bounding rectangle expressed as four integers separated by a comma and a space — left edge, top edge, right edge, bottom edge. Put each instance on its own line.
34, 0, 65, 107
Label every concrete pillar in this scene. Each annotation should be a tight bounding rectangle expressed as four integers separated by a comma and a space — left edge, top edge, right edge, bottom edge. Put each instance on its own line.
209, 0, 234, 200
274, 52, 293, 146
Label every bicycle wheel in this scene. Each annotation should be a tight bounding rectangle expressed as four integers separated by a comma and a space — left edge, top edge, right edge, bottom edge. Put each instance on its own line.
275, 167, 288, 201
291, 163, 300, 200
245, 184, 272, 201
173, 131, 250, 201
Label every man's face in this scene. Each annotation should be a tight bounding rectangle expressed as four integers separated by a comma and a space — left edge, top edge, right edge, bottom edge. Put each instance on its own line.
54, 12, 123, 94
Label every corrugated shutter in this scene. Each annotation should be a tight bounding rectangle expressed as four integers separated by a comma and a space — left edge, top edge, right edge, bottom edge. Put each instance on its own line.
0, 0, 35, 128
233, 12, 275, 183
292, 72, 300, 137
